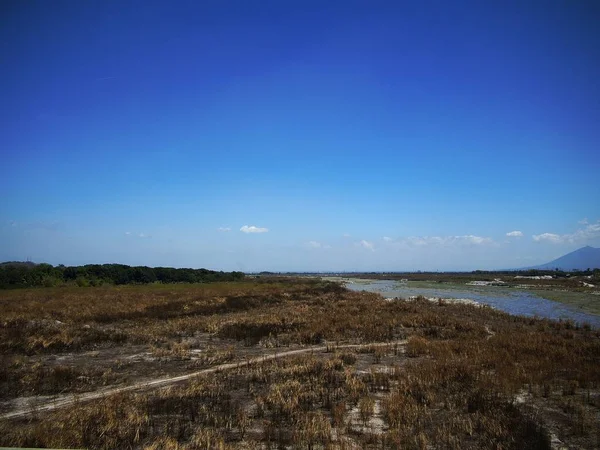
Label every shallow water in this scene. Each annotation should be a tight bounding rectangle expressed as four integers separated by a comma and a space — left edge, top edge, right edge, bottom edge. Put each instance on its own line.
342, 279, 600, 328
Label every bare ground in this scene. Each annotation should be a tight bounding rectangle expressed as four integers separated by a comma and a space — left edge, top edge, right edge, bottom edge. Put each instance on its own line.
0, 340, 407, 420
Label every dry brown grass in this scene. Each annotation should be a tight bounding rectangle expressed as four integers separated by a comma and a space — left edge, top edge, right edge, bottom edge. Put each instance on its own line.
1, 278, 599, 448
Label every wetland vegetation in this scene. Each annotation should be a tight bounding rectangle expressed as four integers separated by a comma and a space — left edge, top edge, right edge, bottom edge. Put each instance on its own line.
1, 277, 599, 448
340, 270, 600, 316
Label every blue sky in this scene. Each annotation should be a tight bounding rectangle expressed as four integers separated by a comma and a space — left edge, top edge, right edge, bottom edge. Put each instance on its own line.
1, 1, 599, 271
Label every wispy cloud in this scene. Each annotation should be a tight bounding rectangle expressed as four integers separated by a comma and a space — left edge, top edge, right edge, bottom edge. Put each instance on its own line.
217, 227, 231, 232
382, 236, 393, 242
308, 241, 321, 248
461, 235, 493, 245
532, 233, 562, 243
506, 230, 523, 237
572, 221, 600, 241
240, 225, 269, 233
359, 240, 375, 251
579, 218, 589, 225
533, 220, 600, 244
343, 233, 351, 238
400, 235, 494, 246
125, 231, 151, 238
307, 241, 331, 249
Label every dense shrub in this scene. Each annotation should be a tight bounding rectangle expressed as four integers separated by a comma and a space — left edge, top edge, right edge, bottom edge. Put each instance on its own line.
0, 262, 245, 288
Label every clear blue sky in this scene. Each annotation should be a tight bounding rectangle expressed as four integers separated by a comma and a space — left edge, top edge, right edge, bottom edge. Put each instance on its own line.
1, 0, 599, 271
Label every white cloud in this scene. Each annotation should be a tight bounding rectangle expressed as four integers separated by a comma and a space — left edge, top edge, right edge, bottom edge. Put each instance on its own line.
570, 221, 600, 242
125, 231, 151, 238
579, 218, 589, 225
343, 233, 351, 238
461, 235, 492, 245
359, 240, 375, 251
217, 227, 231, 232
532, 233, 562, 243
404, 236, 438, 246
240, 225, 269, 233
533, 221, 600, 244
506, 230, 523, 237
401, 235, 493, 246
382, 236, 393, 242
307, 241, 331, 249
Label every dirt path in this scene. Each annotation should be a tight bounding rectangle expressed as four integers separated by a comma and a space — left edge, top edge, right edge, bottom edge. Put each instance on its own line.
1, 340, 406, 421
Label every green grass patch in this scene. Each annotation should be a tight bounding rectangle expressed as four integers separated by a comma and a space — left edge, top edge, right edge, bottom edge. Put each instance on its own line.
530, 290, 600, 316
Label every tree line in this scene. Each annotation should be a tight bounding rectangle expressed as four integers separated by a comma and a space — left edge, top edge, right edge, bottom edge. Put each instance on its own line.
0, 262, 245, 288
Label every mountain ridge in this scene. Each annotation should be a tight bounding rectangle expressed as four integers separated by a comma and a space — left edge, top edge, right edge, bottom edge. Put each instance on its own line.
527, 246, 600, 271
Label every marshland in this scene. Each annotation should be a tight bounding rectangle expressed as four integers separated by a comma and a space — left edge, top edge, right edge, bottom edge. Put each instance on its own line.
4, 1, 600, 448
1, 276, 599, 449
334, 271, 600, 325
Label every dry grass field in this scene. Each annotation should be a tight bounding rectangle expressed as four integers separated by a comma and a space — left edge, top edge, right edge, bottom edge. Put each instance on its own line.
1, 278, 599, 449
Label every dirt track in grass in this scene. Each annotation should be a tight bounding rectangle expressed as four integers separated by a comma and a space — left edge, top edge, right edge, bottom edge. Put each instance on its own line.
0, 340, 407, 420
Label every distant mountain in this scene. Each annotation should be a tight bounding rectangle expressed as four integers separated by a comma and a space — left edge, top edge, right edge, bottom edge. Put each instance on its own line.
531, 246, 600, 271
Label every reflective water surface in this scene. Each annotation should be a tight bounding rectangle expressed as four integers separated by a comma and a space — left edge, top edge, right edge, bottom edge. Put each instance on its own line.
342, 279, 600, 328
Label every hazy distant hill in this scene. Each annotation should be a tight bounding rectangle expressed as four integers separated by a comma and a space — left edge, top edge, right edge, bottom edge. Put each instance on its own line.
0, 261, 38, 268
531, 246, 600, 271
